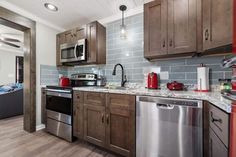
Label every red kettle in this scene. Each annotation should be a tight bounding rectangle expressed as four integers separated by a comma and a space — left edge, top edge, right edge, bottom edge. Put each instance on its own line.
147, 72, 158, 89
59, 76, 70, 87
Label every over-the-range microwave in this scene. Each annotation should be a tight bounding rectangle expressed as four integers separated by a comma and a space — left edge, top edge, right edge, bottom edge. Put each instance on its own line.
60, 39, 87, 64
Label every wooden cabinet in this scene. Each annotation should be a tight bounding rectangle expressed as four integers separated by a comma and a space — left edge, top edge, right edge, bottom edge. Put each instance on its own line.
75, 26, 86, 40
106, 94, 135, 157
202, 0, 233, 51
83, 92, 106, 147
41, 88, 46, 124
56, 21, 106, 66
84, 103, 106, 147
204, 101, 229, 157
144, 0, 197, 59
86, 21, 106, 64
209, 129, 228, 157
144, 0, 168, 58
144, 0, 233, 59
73, 91, 84, 139
167, 0, 197, 54
75, 91, 135, 157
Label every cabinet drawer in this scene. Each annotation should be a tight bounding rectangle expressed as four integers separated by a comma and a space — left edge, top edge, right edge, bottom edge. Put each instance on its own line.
209, 104, 229, 147
107, 94, 135, 112
84, 92, 105, 106
209, 128, 228, 157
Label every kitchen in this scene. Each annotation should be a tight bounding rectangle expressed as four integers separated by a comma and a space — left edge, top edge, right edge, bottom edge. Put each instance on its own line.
0, 0, 236, 157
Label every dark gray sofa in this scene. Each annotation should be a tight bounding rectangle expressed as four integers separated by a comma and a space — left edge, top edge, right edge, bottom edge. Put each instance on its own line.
0, 89, 23, 119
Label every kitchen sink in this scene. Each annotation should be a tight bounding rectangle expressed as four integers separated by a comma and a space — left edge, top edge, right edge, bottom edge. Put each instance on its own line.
98, 86, 134, 90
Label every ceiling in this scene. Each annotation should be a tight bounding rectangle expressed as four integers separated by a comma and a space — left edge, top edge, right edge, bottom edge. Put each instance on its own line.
0, 25, 24, 53
5, 0, 152, 30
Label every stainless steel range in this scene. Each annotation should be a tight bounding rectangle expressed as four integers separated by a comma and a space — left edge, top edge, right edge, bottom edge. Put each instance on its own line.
45, 86, 73, 142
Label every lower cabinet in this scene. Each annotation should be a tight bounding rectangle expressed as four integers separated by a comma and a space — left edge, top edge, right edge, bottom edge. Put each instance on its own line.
73, 91, 84, 139
84, 104, 106, 147
204, 101, 229, 157
209, 129, 228, 157
106, 94, 135, 157
73, 91, 135, 157
41, 88, 46, 124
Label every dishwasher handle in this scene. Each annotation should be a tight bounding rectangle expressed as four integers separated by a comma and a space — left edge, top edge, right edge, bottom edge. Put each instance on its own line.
156, 103, 174, 110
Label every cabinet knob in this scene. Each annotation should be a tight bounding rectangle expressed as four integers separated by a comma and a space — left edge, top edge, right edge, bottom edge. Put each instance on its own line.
106, 114, 109, 124
101, 114, 105, 123
163, 40, 165, 48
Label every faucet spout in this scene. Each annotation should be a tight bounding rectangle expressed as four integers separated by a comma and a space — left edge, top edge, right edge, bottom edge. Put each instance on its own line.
112, 63, 127, 87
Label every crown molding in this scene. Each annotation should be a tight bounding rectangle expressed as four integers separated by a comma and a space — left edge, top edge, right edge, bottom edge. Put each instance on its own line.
98, 5, 143, 25
0, 0, 65, 32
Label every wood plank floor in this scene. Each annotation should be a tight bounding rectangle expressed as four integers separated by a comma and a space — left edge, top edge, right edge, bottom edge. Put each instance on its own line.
0, 116, 119, 157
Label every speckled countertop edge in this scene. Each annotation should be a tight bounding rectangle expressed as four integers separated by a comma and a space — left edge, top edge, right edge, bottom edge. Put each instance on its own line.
73, 87, 232, 113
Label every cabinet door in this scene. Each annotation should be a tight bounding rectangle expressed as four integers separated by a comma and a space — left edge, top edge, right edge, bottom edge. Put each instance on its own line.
41, 88, 46, 124
202, 0, 232, 50
106, 94, 135, 157
144, 0, 168, 58
209, 129, 228, 157
86, 22, 97, 63
167, 0, 197, 54
75, 26, 86, 40
56, 33, 64, 66
73, 91, 84, 139
64, 30, 75, 43
84, 104, 106, 147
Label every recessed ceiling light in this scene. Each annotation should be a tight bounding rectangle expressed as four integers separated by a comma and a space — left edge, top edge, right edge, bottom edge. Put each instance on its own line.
44, 3, 58, 12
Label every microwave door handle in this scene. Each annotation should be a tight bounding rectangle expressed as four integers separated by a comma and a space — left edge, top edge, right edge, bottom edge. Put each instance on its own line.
74, 44, 78, 59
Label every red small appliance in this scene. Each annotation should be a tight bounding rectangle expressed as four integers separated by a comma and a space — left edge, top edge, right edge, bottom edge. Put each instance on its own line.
147, 72, 158, 89
59, 76, 70, 87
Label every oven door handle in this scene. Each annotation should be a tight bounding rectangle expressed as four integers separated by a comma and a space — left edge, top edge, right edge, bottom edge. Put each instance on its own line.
74, 43, 78, 59
46, 91, 72, 99
46, 89, 71, 93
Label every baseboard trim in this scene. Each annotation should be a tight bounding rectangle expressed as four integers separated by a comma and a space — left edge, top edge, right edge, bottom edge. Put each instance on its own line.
36, 124, 45, 131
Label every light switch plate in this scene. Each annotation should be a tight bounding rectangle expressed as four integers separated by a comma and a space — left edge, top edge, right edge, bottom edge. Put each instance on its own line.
160, 71, 169, 80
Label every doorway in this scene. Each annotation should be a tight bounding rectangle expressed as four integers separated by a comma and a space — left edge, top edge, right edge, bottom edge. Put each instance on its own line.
0, 6, 36, 132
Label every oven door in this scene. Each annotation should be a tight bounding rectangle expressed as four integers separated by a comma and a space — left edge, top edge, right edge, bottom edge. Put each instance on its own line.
60, 43, 77, 63
46, 90, 72, 115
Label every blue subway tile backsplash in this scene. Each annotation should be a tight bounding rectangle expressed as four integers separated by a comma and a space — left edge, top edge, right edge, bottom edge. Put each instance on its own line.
40, 13, 232, 86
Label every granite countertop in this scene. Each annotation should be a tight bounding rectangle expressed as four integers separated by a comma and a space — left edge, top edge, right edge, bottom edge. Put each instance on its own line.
73, 87, 232, 113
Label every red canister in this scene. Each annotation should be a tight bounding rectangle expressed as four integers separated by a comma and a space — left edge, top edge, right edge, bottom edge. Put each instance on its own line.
147, 72, 158, 89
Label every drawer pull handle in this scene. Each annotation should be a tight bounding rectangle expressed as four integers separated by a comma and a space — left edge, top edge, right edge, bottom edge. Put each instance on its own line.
101, 114, 104, 123
210, 112, 222, 123
106, 114, 109, 124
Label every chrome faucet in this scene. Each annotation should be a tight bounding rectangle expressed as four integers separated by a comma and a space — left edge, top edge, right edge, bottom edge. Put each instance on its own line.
112, 63, 127, 87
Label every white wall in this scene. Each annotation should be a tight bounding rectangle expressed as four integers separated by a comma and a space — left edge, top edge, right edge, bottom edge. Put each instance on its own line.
0, 50, 23, 85
36, 22, 59, 127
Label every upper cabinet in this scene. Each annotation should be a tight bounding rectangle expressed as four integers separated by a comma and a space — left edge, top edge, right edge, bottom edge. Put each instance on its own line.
86, 22, 106, 64
56, 21, 106, 66
202, 0, 233, 51
167, 0, 197, 54
144, 0, 233, 60
144, 0, 197, 59
144, 0, 168, 58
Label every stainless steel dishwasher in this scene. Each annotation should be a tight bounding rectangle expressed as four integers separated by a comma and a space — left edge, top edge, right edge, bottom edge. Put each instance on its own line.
136, 96, 203, 157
